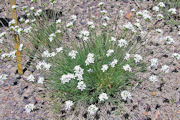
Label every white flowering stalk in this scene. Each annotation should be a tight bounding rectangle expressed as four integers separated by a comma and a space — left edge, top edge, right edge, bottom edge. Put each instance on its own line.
88, 105, 98, 115
149, 75, 158, 82
161, 65, 169, 73
77, 81, 86, 91
85, 53, 95, 66
118, 39, 128, 48
68, 50, 78, 59
25, 104, 35, 113
110, 59, 118, 68
165, 36, 175, 44
134, 54, 142, 63
121, 90, 132, 100
172, 53, 180, 60
60, 73, 75, 84
38, 76, 44, 84
123, 64, 132, 72
79, 30, 89, 41
0, 74, 8, 84
42, 50, 56, 58
27, 74, 35, 82
101, 64, 108, 72
99, 93, 108, 102
150, 58, 158, 68
36, 61, 51, 70
65, 100, 74, 110
106, 49, 114, 57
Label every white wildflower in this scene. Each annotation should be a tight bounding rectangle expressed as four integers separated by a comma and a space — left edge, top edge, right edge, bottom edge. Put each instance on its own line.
99, 93, 108, 102
158, 2, 165, 7
77, 81, 86, 91
60, 73, 75, 84
68, 50, 78, 59
9, 19, 16, 26
157, 14, 164, 20
134, 22, 141, 29
102, 22, 107, 27
168, 8, 176, 14
161, 65, 169, 73
12, 5, 18, 10
100, 10, 107, 15
25, 104, 35, 113
124, 53, 130, 60
25, 19, 30, 24
104, 16, 110, 21
134, 54, 142, 63
121, 90, 132, 100
66, 21, 73, 28
71, 15, 77, 22
123, 22, 136, 32
165, 36, 175, 44
0, 32, 6, 38
152, 6, 159, 12
172, 53, 180, 60
156, 29, 163, 34
110, 59, 118, 68
98, 2, 104, 7
79, 30, 89, 41
123, 64, 132, 72
56, 19, 61, 24
149, 75, 158, 82
24, 26, 32, 33
118, 39, 128, 48
19, 18, 25, 23
150, 58, 158, 68
106, 49, 114, 57
56, 47, 63, 53
65, 100, 74, 111
101, 64, 108, 72
119, 10, 124, 16
55, 30, 61, 34
74, 65, 84, 81
85, 53, 95, 66
88, 105, 98, 115
49, 33, 56, 42
38, 76, 44, 84
110, 37, 116, 42
19, 44, 23, 51
27, 74, 35, 82
30, 7, 35, 11
35, 9, 43, 16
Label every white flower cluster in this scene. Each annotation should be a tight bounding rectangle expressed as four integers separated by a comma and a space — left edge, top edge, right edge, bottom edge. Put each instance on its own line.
124, 53, 130, 60
1, 50, 16, 59
88, 104, 98, 115
121, 90, 132, 100
150, 58, 158, 68
101, 64, 108, 72
134, 54, 142, 63
152, 6, 159, 12
118, 39, 128, 48
25, 103, 35, 113
27, 74, 35, 82
42, 50, 56, 58
60, 73, 75, 84
87, 21, 95, 29
172, 53, 180, 60
38, 76, 44, 84
36, 61, 51, 70
161, 65, 169, 73
99, 93, 108, 102
0, 32, 6, 43
106, 49, 114, 57
49, 33, 56, 42
77, 81, 86, 91
74, 65, 84, 81
149, 75, 158, 83
136, 10, 152, 21
123, 22, 136, 32
110, 59, 118, 68
165, 36, 175, 44
123, 64, 132, 72
168, 8, 176, 14
68, 50, 78, 59
79, 30, 90, 41
85, 53, 95, 66
65, 100, 74, 110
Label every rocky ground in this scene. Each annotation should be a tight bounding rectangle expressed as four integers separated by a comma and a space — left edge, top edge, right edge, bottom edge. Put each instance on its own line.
0, 0, 180, 120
